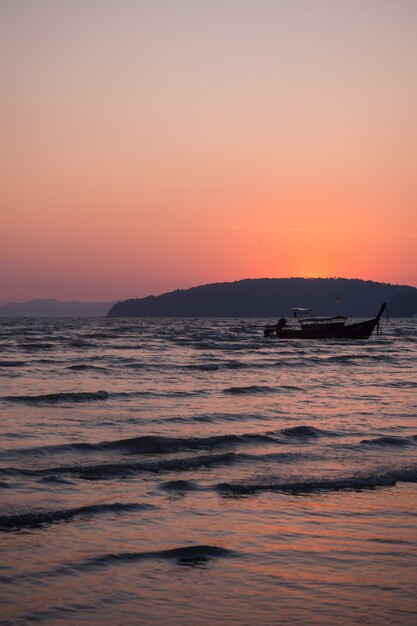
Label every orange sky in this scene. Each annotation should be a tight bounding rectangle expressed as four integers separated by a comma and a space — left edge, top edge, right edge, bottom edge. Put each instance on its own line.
1, 0, 416, 303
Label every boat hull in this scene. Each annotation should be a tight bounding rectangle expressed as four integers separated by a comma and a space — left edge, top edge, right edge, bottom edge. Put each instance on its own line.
273, 318, 379, 340
264, 304, 386, 340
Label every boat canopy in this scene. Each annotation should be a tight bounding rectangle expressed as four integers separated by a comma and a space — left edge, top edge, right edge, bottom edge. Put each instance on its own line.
291, 307, 312, 319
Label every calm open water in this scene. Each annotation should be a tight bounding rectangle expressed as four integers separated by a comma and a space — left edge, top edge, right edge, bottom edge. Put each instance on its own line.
0, 317, 416, 625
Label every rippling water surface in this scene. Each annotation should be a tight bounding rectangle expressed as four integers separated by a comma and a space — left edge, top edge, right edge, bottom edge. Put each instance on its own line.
1, 317, 416, 625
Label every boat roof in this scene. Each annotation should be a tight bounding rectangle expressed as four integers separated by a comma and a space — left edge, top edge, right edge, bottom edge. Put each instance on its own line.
291, 308, 312, 312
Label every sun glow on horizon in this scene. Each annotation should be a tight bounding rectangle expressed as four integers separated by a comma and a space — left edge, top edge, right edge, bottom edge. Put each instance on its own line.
1, 0, 416, 302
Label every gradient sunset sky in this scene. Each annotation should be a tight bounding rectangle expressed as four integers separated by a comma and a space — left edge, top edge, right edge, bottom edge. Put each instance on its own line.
1, 0, 416, 304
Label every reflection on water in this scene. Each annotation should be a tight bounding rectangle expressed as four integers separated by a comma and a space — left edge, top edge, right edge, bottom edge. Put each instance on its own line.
0, 317, 416, 624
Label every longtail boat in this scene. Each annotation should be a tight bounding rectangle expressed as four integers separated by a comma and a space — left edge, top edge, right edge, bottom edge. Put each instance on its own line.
264, 303, 387, 340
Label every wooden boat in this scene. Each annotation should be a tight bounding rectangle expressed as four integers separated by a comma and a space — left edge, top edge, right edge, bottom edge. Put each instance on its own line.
264, 303, 387, 340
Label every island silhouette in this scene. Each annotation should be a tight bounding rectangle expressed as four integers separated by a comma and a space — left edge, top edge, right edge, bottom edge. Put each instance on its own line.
108, 278, 417, 318
0, 299, 114, 318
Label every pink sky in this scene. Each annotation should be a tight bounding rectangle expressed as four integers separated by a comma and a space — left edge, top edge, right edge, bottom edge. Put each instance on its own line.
1, 0, 416, 304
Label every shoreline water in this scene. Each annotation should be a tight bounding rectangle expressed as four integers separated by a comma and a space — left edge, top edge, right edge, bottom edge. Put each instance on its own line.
1, 317, 416, 625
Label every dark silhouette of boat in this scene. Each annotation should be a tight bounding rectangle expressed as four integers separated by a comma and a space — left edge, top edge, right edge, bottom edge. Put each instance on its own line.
264, 303, 387, 340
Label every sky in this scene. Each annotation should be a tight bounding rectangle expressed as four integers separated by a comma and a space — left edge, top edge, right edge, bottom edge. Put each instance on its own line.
1, 0, 416, 304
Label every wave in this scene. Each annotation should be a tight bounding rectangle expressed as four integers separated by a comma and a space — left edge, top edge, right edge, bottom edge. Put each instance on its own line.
216, 466, 417, 497
0, 360, 26, 367
280, 425, 334, 439
83, 545, 235, 568
0, 450, 274, 481
12, 432, 278, 457
184, 363, 219, 371
77, 451, 244, 480
78, 332, 120, 340
2, 389, 201, 404
223, 384, 303, 395
297, 354, 396, 367
2, 427, 329, 465
30, 358, 61, 364
183, 360, 248, 372
2, 544, 236, 583
192, 340, 251, 352
67, 340, 97, 348
105, 432, 276, 454
126, 363, 146, 370
223, 385, 277, 395
66, 364, 107, 371
176, 412, 268, 424
223, 360, 247, 369
106, 344, 146, 351
0, 449, 307, 481
324, 354, 394, 363
0, 544, 236, 584
360, 435, 417, 447
0, 502, 152, 532
18, 342, 53, 350
385, 381, 417, 389
3, 390, 111, 404
160, 479, 199, 492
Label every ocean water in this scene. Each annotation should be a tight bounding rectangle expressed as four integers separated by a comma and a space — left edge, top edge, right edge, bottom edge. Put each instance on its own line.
0, 316, 416, 625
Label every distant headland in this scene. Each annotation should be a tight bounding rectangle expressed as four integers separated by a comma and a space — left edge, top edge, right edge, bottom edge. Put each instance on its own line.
0, 299, 114, 318
108, 278, 417, 318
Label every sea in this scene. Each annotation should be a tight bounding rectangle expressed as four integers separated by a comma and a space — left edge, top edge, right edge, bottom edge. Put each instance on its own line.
0, 316, 416, 625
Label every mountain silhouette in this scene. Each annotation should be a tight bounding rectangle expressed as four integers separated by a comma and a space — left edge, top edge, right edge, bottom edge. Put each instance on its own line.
108, 278, 417, 318
0, 299, 114, 317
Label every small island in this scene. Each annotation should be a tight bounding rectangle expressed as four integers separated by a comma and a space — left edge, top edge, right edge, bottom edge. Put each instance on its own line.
108, 277, 417, 318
